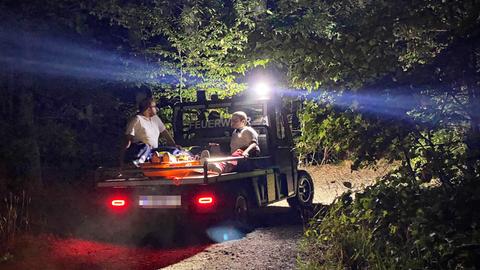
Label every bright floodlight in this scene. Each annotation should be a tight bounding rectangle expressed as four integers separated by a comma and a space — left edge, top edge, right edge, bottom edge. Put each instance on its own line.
253, 81, 271, 99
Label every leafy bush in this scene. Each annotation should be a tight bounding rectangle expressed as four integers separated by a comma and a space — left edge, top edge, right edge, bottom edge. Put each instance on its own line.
299, 169, 480, 269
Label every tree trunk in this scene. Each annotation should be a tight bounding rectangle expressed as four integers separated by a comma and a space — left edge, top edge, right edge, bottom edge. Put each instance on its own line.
14, 29, 43, 190
17, 86, 43, 190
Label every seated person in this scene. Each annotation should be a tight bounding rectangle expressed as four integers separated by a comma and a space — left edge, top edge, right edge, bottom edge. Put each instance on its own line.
230, 111, 260, 157
204, 111, 260, 173
120, 97, 177, 167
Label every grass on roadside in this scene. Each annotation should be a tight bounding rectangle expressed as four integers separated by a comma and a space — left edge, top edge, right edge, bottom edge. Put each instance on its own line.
0, 191, 31, 262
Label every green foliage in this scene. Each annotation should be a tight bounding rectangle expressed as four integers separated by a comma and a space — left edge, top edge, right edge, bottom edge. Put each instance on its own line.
300, 171, 480, 269
250, 0, 480, 177
285, 0, 480, 179
255, 0, 479, 88
284, 3, 480, 267
295, 100, 363, 164
90, 0, 268, 99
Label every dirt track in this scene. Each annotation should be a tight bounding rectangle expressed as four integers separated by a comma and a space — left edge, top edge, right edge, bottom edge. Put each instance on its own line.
163, 208, 303, 270
163, 161, 393, 270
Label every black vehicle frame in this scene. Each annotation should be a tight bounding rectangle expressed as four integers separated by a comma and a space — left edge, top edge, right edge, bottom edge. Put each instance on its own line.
96, 93, 314, 224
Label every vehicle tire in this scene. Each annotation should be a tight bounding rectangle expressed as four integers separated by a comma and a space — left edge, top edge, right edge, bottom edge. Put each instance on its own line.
288, 171, 314, 209
232, 192, 252, 233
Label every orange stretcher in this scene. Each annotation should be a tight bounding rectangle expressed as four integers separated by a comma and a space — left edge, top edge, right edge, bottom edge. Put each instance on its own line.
140, 160, 203, 178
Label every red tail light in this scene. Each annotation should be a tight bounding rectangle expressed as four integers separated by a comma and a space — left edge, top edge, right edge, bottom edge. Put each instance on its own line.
194, 194, 216, 213
111, 199, 126, 207
197, 196, 214, 205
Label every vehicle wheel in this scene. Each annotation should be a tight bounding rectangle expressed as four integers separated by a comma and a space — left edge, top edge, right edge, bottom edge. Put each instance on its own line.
232, 192, 252, 232
234, 194, 248, 224
288, 171, 314, 209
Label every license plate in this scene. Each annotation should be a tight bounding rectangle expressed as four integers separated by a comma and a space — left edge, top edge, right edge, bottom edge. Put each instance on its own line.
138, 195, 181, 208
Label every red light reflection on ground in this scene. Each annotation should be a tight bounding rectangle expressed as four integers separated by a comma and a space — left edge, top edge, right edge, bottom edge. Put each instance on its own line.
3, 234, 209, 270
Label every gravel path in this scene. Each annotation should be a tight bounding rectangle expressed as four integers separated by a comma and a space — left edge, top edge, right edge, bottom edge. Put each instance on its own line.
163, 161, 393, 270
163, 223, 302, 270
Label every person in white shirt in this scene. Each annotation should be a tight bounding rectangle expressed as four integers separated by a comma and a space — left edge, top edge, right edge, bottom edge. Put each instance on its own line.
120, 97, 176, 167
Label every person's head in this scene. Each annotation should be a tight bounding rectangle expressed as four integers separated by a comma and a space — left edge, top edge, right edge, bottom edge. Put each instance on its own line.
138, 97, 158, 117
231, 111, 248, 129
